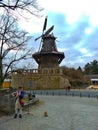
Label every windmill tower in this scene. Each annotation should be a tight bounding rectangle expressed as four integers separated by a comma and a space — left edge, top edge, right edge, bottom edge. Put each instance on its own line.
32, 17, 65, 69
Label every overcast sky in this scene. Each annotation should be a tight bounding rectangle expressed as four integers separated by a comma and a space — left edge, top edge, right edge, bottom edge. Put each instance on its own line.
18, 0, 98, 69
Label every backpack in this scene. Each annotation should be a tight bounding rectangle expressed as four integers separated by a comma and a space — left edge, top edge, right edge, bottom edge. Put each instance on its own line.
19, 91, 25, 99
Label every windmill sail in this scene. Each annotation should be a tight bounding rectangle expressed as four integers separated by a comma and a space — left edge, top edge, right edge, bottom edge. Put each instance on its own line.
35, 35, 43, 41
44, 25, 54, 36
35, 17, 54, 42
43, 16, 47, 31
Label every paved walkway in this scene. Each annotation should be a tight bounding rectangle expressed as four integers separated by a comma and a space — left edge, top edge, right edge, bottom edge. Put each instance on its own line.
0, 95, 98, 130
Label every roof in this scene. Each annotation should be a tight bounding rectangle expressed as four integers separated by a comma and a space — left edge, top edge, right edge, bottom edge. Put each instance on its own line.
91, 79, 98, 81
4, 79, 11, 82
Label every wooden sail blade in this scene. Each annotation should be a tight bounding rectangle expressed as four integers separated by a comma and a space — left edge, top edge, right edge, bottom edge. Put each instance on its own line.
35, 35, 43, 41
44, 25, 54, 35
43, 16, 47, 31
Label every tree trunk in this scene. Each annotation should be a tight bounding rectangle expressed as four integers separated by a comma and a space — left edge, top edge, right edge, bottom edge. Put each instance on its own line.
0, 56, 3, 88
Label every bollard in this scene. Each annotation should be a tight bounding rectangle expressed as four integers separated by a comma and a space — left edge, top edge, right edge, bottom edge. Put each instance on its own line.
44, 111, 48, 117
58, 92, 60, 96
52, 92, 54, 96
80, 93, 82, 97
88, 94, 90, 98
46, 91, 48, 95
72, 93, 74, 96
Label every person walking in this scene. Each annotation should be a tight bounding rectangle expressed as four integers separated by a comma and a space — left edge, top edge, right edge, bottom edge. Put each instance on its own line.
12, 87, 25, 118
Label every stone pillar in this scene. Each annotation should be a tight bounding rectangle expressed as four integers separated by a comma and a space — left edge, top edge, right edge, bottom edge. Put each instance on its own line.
0, 89, 15, 114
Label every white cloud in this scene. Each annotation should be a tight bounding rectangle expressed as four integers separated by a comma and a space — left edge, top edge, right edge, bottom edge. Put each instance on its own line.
38, 0, 98, 26
80, 48, 87, 54
8, 0, 98, 34
18, 16, 44, 34
80, 48, 92, 57
85, 28, 93, 35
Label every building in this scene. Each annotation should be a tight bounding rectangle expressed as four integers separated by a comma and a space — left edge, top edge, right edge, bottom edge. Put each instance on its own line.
11, 25, 70, 89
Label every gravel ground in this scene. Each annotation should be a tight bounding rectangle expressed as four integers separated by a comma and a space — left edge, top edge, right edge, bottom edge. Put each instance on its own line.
0, 95, 98, 130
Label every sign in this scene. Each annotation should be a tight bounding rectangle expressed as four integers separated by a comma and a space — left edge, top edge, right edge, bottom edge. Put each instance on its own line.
28, 81, 32, 87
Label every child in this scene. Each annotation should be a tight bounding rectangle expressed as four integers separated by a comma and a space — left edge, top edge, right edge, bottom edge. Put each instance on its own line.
12, 87, 25, 118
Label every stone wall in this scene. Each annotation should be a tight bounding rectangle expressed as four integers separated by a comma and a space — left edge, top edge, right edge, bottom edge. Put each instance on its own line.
11, 68, 70, 89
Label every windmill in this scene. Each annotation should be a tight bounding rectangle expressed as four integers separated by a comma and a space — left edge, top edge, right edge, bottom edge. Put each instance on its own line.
33, 17, 65, 69
35, 16, 54, 52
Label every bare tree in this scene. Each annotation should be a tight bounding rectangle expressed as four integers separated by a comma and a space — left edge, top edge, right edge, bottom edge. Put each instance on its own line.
0, 0, 42, 15
0, 12, 33, 88
0, 0, 43, 88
